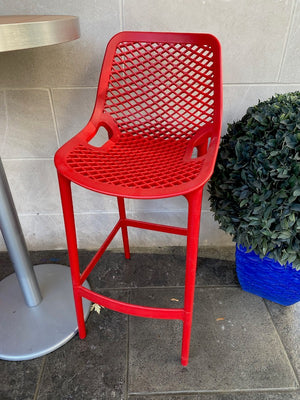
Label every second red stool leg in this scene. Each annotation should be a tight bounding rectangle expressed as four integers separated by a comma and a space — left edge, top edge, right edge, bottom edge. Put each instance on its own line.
117, 197, 131, 260
181, 189, 203, 366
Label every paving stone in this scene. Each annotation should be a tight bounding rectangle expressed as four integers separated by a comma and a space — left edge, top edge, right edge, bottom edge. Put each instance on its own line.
0, 251, 14, 280
196, 256, 238, 286
129, 391, 300, 399
0, 250, 69, 281
36, 290, 128, 400
128, 287, 298, 394
0, 357, 43, 400
85, 250, 238, 290
266, 300, 300, 380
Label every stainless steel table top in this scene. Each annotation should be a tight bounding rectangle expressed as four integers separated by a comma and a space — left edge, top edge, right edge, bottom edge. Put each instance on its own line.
0, 15, 80, 52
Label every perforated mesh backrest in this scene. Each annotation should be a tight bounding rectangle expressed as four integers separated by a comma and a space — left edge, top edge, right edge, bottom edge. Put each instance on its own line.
96, 32, 221, 142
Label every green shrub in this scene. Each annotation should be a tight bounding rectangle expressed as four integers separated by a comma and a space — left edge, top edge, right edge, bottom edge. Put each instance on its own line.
208, 91, 300, 269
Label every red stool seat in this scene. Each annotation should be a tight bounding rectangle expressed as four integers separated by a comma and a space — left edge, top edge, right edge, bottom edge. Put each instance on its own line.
56, 132, 212, 198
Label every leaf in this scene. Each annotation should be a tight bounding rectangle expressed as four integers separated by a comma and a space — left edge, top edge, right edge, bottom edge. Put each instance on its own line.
278, 231, 292, 240
253, 114, 266, 124
248, 219, 261, 226
269, 150, 279, 157
90, 303, 103, 314
291, 204, 300, 212
293, 189, 300, 197
240, 199, 248, 207
288, 254, 297, 264
285, 135, 297, 149
281, 219, 289, 230
292, 260, 300, 270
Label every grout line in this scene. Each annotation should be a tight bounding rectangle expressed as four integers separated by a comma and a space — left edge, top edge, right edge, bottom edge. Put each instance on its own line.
51, 86, 97, 90
1, 86, 97, 91
125, 291, 130, 400
119, 0, 125, 31
276, 0, 297, 82
16, 211, 119, 217
223, 81, 300, 87
33, 356, 46, 400
129, 387, 300, 397
96, 285, 239, 292
3, 87, 50, 91
48, 88, 60, 148
15, 209, 189, 217
264, 299, 300, 386
223, 82, 300, 87
1, 90, 9, 155
2, 157, 54, 161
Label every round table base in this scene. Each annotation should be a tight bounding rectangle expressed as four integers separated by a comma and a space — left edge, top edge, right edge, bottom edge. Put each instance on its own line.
0, 264, 90, 361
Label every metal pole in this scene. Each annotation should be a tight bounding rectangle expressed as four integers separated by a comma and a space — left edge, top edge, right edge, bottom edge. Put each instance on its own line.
0, 158, 42, 307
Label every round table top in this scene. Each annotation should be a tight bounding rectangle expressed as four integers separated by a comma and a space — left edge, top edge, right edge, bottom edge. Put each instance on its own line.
0, 15, 80, 52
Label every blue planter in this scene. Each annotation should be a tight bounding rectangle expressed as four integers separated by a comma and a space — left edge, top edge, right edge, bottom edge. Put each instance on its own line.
235, 245, 300, 306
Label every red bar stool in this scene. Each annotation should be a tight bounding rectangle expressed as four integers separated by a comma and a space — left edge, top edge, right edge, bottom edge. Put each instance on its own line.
55, 31, 222, 366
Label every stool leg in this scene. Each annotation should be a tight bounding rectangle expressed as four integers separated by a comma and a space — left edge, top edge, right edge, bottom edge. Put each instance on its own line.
181, 189, 203, 366
57, 173, 86, 339
117, 197, 130, 259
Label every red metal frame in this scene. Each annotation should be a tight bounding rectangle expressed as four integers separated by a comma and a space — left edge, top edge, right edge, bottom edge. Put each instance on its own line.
55, 32, 222, 366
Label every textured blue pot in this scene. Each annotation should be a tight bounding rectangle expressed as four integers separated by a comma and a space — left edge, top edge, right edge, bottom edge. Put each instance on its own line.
235, 245, 300, 306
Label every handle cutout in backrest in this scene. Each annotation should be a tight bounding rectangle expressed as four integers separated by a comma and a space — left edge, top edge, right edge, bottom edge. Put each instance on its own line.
88, 126, 110, 148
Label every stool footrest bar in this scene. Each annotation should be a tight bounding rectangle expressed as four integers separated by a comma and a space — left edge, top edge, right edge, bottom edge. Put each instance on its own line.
125, 218, 188, 236
80, 220, 122, 284
79, 286, 185, 320
80, 218, 187, 284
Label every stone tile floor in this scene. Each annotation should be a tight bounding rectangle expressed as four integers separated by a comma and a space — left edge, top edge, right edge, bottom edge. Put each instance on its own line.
0, 246, 299, 400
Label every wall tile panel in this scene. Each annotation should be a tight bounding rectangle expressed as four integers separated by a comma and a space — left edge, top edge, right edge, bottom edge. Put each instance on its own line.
1, 89, 57, 158
0, 1, 121, 88
123, 0, 293, 83
52, 88, 97, 145
3, 159, 61, 215
280, 0, 300, 82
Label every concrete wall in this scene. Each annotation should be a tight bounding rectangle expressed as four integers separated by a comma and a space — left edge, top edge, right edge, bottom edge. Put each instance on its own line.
0, 0, 299, 251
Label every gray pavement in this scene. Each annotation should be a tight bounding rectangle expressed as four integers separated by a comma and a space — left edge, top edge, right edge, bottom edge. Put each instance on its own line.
0, 247, 299, 399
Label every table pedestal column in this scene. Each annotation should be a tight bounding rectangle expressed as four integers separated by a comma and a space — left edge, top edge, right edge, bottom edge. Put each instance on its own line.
0, 158, 42, 306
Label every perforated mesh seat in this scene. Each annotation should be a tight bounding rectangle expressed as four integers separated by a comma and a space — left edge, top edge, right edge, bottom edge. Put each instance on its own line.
63, 134, 205, 197
55, 32, 222, 366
